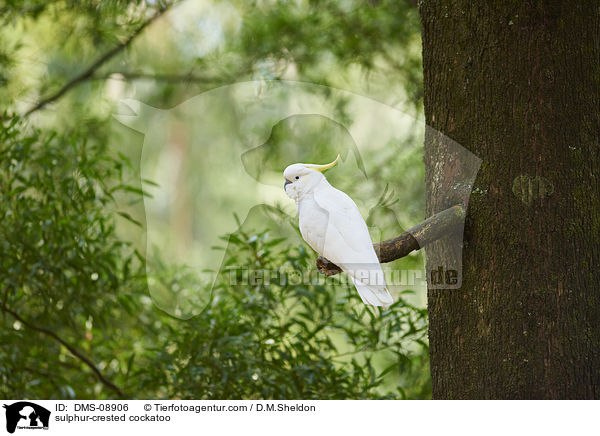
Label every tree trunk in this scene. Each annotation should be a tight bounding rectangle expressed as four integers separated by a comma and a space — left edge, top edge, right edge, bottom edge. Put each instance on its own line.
420, 1, 600, 399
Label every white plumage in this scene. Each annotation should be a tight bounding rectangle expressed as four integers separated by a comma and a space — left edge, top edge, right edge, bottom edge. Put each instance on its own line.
283, 155, 393, 306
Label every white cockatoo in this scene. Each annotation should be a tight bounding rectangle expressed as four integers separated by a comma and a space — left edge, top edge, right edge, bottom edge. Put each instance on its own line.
283, 155, 393, 306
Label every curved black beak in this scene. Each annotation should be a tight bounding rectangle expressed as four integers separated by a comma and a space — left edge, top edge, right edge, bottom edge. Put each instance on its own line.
284, 180, 292, 190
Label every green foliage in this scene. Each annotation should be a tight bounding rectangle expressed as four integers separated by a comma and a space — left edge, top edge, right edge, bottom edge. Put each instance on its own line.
139, 227, 429, 399
0, 119, 149, 398
0, 120, 430, 399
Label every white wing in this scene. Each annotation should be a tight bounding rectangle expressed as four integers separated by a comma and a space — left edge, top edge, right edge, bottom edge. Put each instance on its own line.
312, 185, 393, 306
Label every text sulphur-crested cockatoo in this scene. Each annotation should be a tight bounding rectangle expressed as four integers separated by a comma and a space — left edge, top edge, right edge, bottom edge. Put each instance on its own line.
283, 155, 394, 306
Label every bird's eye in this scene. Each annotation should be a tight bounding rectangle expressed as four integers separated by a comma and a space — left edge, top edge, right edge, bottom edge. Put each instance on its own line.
295, 176, 299, 180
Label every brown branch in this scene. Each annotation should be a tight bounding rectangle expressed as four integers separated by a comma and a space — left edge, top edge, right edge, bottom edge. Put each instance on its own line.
1, 305, 125, 397
316, 204, 466, 276
92, 71, 218, 84
23, 5, 173, 117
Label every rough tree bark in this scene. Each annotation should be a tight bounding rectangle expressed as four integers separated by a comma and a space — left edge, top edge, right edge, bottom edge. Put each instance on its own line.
420, 2, 600, 398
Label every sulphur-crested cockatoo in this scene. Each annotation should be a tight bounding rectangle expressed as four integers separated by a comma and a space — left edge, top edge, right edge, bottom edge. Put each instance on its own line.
283, 155, 393, 306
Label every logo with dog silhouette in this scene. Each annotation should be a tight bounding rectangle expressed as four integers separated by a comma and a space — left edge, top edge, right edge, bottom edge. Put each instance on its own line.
3, 402, 50, 433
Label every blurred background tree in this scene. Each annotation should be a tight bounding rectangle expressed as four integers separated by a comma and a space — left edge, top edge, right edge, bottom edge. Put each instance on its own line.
0, 0, 429, 399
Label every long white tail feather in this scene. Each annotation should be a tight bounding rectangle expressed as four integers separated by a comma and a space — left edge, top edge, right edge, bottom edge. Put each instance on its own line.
350, 277, 393, 306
